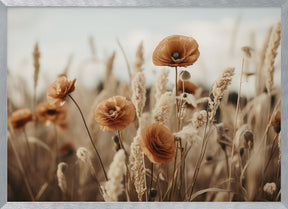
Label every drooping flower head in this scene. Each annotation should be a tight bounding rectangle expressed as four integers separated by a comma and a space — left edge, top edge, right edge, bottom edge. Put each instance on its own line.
46, 75, 76, 107
36, 102, 68, 129
9, 108, 34, 130
93, 96, 136, 131
139, 123, 175, 164
153, 35, 200, 67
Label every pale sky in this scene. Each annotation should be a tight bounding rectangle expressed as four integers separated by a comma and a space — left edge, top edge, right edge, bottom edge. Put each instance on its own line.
7, 8, 281, 98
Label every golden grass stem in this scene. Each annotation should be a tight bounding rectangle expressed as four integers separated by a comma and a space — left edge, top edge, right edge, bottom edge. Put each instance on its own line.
8, 131, 35, 201
68, 94, 108, 181
149, 163, 154, 201
228, 57, 245, 200
116, 38, 132, 81
23, 129, 35, 172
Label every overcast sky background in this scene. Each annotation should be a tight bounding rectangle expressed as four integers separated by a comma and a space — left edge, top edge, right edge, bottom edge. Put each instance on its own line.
7, 8, 281, 97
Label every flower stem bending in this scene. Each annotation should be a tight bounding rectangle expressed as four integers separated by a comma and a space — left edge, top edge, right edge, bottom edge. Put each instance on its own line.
68, 94, 108, 181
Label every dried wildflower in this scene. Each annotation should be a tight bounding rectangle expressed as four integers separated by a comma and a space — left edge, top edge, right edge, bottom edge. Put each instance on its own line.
177, 80, 198, 95
153, 92, 174, 125
47, 75, 76, 107
139, 123, 175, 164
266, 21, 281, 95
192, 110, 207, 129
102, 149, 126, 202
36, 102, 68, 129
131, 72, 146, 119
174, 124, 201, 145
153, 35, 200, 67
179, 70, 191, 81
263, 182, 277, 196
241, 46, 253, 58
129, 135, 146, 201
179, 92, 197, 109
209, 68, 235, 121
57, 162, 68, 194
94, 96, 136, 131
271, 110, 281, 133
9, 108, 34, 130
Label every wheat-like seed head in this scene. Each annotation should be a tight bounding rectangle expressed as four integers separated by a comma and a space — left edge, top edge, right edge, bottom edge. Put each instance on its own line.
57, 162, 68, 194
134, 41, 144, 73
265, 21, 281, 95
131, 72, 146, 119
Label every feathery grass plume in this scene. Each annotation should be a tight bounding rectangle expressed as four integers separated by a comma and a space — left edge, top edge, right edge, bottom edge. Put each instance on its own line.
102, 149, 126, 202
104, 51, 116, 89
263, 182, 277, 196
129, 135, 146, 201
57, 162, 68, 194
174, 124, 201, 145
149, 85, 157, 111
132, 72, 146, 120
134, 41, 144, 73
33, 42, 40, 90
265, 21, 281, 95
153, 92, 174, 125
155, 69, 169, 101
209, 68, 235, 121
192, 110, 207, 129
255, 27, 272, 96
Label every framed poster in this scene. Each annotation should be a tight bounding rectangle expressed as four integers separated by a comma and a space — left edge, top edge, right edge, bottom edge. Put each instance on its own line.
0, 0, 287, 208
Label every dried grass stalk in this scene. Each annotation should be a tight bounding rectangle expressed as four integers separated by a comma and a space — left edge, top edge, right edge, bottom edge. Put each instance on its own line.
153, 92, 174, 125
209, 68, 235, 121
129, 135, 146, 201
33, 43, 40, 90
132, 72, 146, 119
102, 149, 126, 202
57, 162, 68, 194
265, 21, 281, 95
134, 41, 144, 73
104, 51, 116, 89
155, 69, 169, 101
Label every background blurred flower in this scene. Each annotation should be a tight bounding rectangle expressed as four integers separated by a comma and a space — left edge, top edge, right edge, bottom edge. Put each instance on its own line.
177, 80, 198, 95
94, 96, 136, 131
46, 75, 76, 107
9, 108, 34, 130
139, 123, 175, 164
36, 101, 68, 129
153, 35, 200, 67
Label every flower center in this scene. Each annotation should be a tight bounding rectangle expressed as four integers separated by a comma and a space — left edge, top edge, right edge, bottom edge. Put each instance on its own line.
108, 109, 116, 115
171, 51, 181, 60
47, 109, 57, 115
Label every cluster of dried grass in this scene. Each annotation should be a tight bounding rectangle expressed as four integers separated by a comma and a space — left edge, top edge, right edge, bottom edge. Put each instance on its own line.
7, 21, 281, 202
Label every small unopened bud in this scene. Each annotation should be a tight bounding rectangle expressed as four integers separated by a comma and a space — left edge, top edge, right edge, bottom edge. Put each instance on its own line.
244, 130, 254, 149
179, 70, 191, 81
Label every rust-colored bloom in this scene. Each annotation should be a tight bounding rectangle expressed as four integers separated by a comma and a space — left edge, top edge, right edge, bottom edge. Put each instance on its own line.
93, 96, 136, 131
59, 142, 75, 158
139, 123, 175, 164
47, 75, 76, 107
271, 110, 281, 133
36, 102, 68, 129
177, 80, 198, 95
9, 108, 34, 130
153, 35, 200, 67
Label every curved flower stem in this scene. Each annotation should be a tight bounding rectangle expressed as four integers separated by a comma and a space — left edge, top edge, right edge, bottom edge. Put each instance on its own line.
23, 129, 35, 172
175, 66, 179, 131
68, 94, 108, 181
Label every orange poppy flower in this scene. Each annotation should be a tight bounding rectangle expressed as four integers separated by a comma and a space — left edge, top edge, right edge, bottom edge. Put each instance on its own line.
47, 75, 76, 107
9, 108, 34, 130
93, 96, 136, 131
139, 123, 175, 164
36, 102, 68, 129
153, 35, 200, 67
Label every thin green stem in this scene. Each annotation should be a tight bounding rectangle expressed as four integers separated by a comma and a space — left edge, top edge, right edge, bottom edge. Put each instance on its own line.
68, 94, 108, 181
